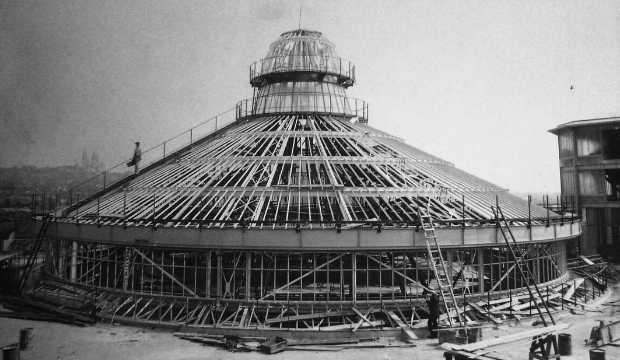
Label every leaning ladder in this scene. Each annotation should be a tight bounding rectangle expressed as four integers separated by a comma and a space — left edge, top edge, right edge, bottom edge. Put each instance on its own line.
492, 205, 556, 326
419, 207, 465, 327
17, 216, 52, 296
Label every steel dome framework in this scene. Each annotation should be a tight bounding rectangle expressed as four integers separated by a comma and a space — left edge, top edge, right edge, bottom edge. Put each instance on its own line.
36, 29, 580, 337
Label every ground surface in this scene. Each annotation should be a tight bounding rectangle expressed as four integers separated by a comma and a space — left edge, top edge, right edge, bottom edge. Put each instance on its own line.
2, 283, 620, 359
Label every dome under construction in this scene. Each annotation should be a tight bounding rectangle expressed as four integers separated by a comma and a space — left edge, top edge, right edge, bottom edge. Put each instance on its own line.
31, 29, 580, 339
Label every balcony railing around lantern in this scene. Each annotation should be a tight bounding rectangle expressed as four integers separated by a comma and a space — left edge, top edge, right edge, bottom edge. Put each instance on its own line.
250, 56, 355, 86
236, 96, 368, 123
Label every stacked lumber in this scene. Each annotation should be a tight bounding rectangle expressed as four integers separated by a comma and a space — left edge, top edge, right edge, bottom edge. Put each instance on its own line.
424, 277, 607, 327
442, 323, 570, 360
173, 332, 415, 353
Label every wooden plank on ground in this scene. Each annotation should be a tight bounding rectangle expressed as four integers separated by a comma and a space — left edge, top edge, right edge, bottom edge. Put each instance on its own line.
450, 323, 570, 352
386, 310, 418, 340
563, 278, 584, 300
466, 302, 502, 324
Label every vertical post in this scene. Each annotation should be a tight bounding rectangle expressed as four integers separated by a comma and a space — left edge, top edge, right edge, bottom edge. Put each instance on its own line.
561, 283, 564, 310
351, 252, 357, 302
245, 251, 251, 301
215, 116, 218, 130
509, 290, 512, 318
216, 251, 222, 307
574, 279, 577, 307
463, 288, 466, 314
206, 250, 211, 298
103, 171, 107, 192
190, 129, 193, 149
487, 291, 490, 317
163, 142, 166, 158
70, 241, 78, 282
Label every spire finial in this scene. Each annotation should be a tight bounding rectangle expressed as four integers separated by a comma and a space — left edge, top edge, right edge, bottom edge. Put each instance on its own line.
298, 0, 302, 29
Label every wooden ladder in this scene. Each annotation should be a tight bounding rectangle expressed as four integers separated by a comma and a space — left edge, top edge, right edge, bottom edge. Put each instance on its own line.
419, 206, 464, 327
17, 216, 52, 295
492, 205, 556, 326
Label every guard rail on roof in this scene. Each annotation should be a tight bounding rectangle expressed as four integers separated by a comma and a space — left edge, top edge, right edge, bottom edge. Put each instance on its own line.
250, 56, 355, 87
236, 97, 368, 123
63, 106, 238, 215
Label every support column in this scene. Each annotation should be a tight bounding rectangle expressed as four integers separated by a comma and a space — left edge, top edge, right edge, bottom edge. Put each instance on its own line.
350, 252, 357, 302
70, 241, 77, 282
122, 247, 132, 291
477, 248, 484, 294
206, 250, 212, 298
216, 251, 222, 306
245, 251, 251, 301
56, 240, 65, 279
446, 250, 453, 284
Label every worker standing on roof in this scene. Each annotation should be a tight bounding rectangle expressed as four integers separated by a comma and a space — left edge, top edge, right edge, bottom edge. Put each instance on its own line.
133, 142, 142, 174
426, 289, 439, 338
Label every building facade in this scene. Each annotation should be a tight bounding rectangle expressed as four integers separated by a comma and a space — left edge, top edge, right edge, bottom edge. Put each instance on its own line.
550, 117, 620, 257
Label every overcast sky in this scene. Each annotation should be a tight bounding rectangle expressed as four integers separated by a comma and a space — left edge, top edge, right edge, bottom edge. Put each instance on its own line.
1, 0, 619, 194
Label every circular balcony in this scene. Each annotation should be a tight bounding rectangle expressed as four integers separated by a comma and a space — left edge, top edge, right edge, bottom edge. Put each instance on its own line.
236, 95, 368, 123
250, 55, 355, 88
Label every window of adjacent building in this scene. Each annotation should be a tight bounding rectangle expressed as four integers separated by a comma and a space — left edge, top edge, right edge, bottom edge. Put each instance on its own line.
605, 169, 620, 201
578, 170, 605, 195
576, 129, 602, 156
560, 170, 575, 195
558, 133, 573, 158
602, 128, 620, 159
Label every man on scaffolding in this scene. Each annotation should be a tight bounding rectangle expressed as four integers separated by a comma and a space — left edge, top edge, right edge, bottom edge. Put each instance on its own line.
127, 142, 142, 175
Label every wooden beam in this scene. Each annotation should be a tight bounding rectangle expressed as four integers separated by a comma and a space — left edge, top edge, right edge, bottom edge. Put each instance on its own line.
386, 310, 418, 340
450, 323, 570, 352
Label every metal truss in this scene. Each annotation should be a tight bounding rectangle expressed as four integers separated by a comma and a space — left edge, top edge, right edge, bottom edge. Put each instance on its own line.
65, 114, 553, 228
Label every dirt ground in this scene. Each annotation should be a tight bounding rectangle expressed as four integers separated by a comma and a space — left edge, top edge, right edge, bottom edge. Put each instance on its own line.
2, 284, 620, 359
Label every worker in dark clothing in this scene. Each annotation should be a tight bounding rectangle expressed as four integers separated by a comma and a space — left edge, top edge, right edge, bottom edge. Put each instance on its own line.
133, 142, 142, 174
426, 290, 439, 338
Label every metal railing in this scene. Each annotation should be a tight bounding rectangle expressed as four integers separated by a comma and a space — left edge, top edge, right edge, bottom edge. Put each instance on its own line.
236, 96, 368, 122
65, 106, 238, 213
250, 55, 355, 85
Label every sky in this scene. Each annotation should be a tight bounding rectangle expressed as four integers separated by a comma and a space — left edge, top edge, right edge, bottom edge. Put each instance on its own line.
0, 0, 619, 194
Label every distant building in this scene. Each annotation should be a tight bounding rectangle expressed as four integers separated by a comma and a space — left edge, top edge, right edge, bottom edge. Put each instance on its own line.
549, 117, 620, 257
